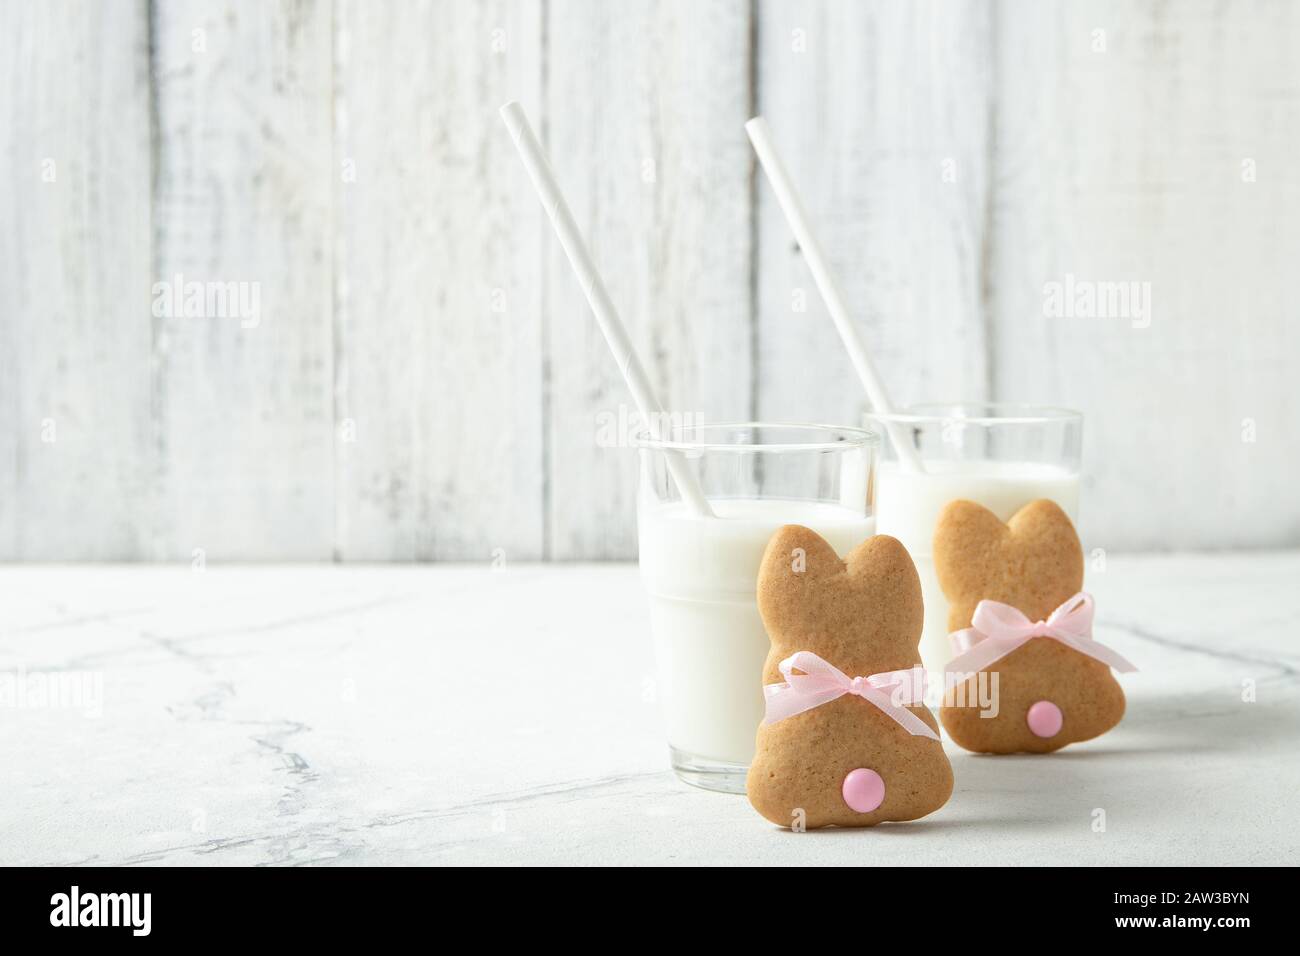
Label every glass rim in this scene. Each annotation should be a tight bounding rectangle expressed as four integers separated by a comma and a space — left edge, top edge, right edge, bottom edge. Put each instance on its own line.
865, 401, 1083, 427
631, 420, 881, 454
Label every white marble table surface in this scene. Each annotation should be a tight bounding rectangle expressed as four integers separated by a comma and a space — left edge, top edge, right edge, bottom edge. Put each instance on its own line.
2, 555, 1297, 867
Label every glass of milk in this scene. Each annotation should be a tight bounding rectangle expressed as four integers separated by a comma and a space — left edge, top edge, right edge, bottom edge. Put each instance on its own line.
865, 403, 1083, 673
635, 422, 879, 793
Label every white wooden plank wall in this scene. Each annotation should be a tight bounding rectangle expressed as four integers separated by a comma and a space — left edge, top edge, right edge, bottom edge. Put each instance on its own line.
151, 0, 336, 561
755, 0, 993, 425
0, 0, 153, 559
334, 0, 545, 561
992, 0, 1300, 549
1, 0, 1297, 560
545, 0, 754, 559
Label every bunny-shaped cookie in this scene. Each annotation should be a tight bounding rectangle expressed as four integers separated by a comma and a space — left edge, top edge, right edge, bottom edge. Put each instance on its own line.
747, 527, 953, 828
935, 499, 1134, 754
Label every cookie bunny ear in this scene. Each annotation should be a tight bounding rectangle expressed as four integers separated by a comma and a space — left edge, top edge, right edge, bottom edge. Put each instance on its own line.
759, 524, 843, 585
757, 528, 924, 673
933, 499, 1007, 599
1007, 499, 1082, 552
1006, 499, 1084, 594
844, 534, 924, 655
755, 525, 845, 643
934, 498, 1085, 630
845, 535, 922, 602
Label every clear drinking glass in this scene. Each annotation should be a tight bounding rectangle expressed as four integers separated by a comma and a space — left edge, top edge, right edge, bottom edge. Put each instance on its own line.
864, 403, 1083, 672
634, 422, 879, 794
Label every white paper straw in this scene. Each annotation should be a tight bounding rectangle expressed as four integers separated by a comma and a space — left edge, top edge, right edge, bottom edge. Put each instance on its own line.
745, 116, 925, 473
500, 101, 714, 517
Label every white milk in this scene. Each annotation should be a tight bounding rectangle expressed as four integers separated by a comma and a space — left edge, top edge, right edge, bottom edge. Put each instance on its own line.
875, 460, 1080, 671
638, 498, 876, 767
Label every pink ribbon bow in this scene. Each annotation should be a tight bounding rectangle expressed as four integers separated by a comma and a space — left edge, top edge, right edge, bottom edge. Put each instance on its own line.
762, 651, 939, 740
946, 592, 1137, 676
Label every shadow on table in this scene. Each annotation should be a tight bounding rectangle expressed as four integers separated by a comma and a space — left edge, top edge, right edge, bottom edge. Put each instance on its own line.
754, 688, 1298, 835
772, 816, 1001, 836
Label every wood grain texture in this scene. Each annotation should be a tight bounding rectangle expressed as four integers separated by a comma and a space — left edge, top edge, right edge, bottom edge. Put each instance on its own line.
991, 0, 1300, 549
0, 0, 153, 559
2, 0, 1299, 560
754, 0, 993, 427
544, 0, 755, 558
333, 0, 545, 561
150, 0, 335, 560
